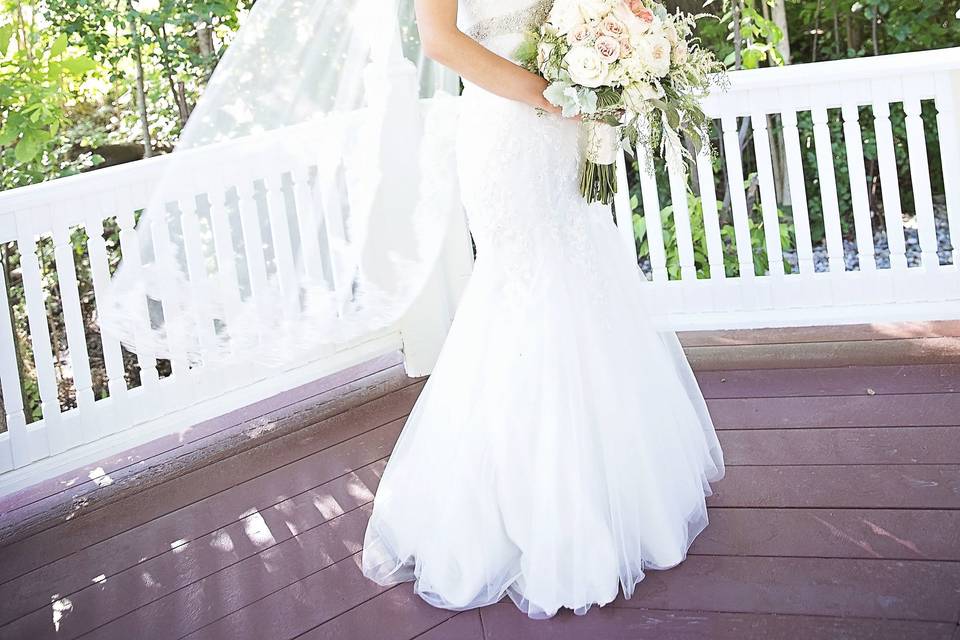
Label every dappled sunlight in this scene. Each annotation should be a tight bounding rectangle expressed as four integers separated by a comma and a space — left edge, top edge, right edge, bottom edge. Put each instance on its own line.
862, 519, 926, 557
140, 571, 161, 589
209, 530, 236, 553
170, 538, 190, 552
240, 510, 277, 549
311, 493, 345, 521
50, 594, 72, 632
811, 515, 881, 558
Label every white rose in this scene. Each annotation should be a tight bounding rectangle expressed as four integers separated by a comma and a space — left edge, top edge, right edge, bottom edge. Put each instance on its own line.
548, 0, 587, 35
564, 45, 611, 88
634, 34, 671, 77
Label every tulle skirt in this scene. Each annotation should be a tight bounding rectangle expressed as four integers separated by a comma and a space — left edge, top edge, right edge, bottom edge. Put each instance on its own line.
360, 84, 725, 619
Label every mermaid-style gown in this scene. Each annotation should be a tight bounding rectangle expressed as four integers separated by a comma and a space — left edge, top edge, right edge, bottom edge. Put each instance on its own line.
361, 0, 726, 619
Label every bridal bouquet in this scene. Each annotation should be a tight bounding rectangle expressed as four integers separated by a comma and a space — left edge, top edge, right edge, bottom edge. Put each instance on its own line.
515, 0, 720, 205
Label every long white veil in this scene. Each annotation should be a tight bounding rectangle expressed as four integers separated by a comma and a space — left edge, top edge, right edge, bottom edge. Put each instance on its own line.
100, 0, 463, 372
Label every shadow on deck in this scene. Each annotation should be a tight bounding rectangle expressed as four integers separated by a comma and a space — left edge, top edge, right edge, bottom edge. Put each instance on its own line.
0, 322, 959, 639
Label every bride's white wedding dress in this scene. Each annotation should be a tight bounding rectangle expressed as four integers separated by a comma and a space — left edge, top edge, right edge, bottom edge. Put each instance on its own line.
361, 0, 725, 619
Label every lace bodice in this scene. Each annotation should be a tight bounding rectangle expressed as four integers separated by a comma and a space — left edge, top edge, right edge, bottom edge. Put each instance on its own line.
458, 0, 552, 61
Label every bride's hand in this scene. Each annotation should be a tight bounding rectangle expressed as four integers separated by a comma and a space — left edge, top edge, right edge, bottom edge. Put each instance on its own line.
533, 93, 581, 122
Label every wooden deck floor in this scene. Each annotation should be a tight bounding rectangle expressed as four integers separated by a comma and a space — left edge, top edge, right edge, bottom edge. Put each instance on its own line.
1, 323, 959, 640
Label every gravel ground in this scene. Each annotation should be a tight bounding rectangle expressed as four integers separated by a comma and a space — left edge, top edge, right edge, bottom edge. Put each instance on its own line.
638, 204, 955, 276
785, 206, 954, 273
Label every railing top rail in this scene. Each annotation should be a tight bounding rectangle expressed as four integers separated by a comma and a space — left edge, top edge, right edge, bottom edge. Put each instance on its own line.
715, 46, 960, 93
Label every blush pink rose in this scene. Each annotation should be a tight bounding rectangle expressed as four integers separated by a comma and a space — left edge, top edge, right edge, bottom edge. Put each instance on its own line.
594, 35, 622, 63
625, 0, 655, 24
599, 15, 627, 39
567, 23, 592, 46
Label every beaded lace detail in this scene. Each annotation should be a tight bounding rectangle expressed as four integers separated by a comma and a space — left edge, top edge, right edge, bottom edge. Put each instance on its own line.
464, 0, 553, 44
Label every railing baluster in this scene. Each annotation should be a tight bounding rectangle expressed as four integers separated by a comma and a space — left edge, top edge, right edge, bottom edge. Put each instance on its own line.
780, 108, 815, 275
903, 96, 941, 269
263, 171, 300, 318
237, 181, 270, 302
613, 152, 637, 263
694, 141, 725, 280
750, 106, 785, 277
811, 106, 846, 272
291, 164, 327, 285
637, 149, 668, 282
934, 71, 960, 268
841, 101, 877, 272
0, 240, 30, 467
666, 158, 697, 280
318, 156, 360, 297
50, 223, 96, 443
83, 203, 128, 434
176, 195, 218, 354
148, 204, 192, 375
17, 227, 62, 456
115, 207, 160, 388
206, 177, 243, 348
720, 113, 755, 279
871, 99, 908, 271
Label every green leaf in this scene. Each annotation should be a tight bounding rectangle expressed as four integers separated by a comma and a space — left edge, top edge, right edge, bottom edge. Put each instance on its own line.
61, 55, 97, 76
0, 126, 19, 146
14, 133, 41, 163
50, 33, 69, 58
0, 23, 13, 57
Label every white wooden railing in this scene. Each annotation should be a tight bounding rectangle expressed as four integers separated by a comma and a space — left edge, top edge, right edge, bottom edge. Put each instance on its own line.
0, 47, 958, 494
614, 47, 960, 329
0, 103, 472, 494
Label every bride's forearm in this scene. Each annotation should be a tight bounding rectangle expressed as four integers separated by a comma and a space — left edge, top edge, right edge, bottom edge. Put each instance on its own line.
416, 0, 559, 114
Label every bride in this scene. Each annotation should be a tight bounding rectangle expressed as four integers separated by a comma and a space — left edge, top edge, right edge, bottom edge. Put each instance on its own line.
101, 0, 725, 623
360, 0, 726, 620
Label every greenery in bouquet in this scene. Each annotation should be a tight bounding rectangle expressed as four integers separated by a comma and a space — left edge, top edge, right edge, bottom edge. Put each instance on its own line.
515, 0, 723, 205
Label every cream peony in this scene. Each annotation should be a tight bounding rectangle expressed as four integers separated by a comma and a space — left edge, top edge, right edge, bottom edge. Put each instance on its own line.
548, 0, 588, 35
564, 45, 611, 88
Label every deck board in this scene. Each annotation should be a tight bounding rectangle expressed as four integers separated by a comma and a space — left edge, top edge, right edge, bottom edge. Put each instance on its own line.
0, 354, 410, 540
697, 364, 960, 398
719, 426, 960, 465
708, 464, 960, 508
708, 392, 960, 429
612, 556, 960, 622
0, 382, 419, 586
692, 508, 960, 560
299, 585, 459, 640
480, 604, 957, 640
0, 332, 958, 640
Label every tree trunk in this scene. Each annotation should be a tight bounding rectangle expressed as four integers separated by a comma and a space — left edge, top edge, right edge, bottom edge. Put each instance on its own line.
732, 0, 743, 70
129, 17, 154, 159
811, 0, 823, 62
772, 0, 791, 65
